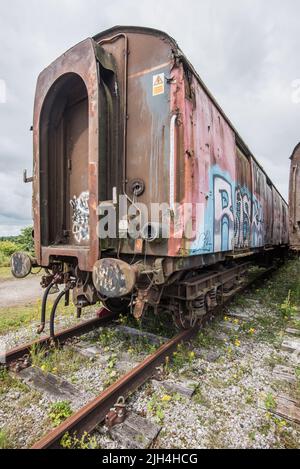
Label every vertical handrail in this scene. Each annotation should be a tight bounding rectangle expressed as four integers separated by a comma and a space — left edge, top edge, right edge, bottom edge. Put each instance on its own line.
169, 114, 177, 212
293, 164, 298, 227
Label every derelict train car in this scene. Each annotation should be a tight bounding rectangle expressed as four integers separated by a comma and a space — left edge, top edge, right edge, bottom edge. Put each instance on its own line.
12, 26, 288, 331
289, 143, 300, 251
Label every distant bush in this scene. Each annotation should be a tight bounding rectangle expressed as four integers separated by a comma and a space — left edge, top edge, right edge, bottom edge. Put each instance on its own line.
0, 226, 34, 267
0, 251, 10, 267
17, 226, 34, 253
0, 240, 22, 257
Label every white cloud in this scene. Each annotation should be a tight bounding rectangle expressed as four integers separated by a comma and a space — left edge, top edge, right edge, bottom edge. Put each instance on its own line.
0, 79, 6, 104
0, 225, 27, 237
0, 0, 299, 235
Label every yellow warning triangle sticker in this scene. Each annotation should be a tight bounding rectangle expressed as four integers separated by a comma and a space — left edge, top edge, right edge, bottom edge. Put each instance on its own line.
154, 75, 163, 86
152, 73, 165, 96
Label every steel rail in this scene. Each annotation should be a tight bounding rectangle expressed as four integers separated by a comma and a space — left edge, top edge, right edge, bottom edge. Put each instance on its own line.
32, 326, 197, 449
0, 309, 117, 366
31, 263, 279, 449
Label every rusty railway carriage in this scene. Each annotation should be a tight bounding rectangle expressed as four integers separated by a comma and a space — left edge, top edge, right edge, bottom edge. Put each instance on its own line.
289, 143, 300, 252
13, 26, 289, 330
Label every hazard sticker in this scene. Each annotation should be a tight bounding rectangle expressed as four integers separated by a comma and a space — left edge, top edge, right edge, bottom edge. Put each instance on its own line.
152, 73, 165, 96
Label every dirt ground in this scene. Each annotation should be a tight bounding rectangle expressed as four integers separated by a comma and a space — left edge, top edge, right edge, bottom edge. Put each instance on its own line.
0, 274, 43, 308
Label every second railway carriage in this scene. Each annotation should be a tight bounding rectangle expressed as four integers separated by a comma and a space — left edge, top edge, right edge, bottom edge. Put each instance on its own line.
289, 143, 300, 251
12, 26, 288, 330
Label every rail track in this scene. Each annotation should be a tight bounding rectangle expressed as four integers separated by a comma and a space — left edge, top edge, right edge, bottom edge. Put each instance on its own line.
20, 263, 276, 450
0, 309, 117, 367
31, 327, 196, 449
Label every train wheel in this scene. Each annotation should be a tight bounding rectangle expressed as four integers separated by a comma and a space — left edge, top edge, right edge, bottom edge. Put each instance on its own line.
103, 298, 130, 315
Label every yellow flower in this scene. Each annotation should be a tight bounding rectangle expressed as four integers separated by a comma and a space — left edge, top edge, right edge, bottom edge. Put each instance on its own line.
161, 395, 172, 402
234, 339, 241, 347
40, 364, 46, 372
248, 328, 256, 335
189, 351, 195, 359
52, 367, 58, 373
224, 316, 229, 322
233, 319, 239, 324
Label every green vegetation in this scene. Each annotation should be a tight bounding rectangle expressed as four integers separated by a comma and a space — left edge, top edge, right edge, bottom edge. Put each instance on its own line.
0, 302, 41, 334
0, 367, 29, 395
0, 226, 34, 268
264, 352, 289, 369
0, 241, 20, 267
280, 290, 298, 320
60, 431, 98, 449
242, 260, 300, 344
0, 240, 22, 257
95, 323, 158, 357
30, 344, 89, 376
97, 328, 118, 348
193, 387, 211, 407
0, 266, 12, 280
0, 429, 13, 449
253, 260, 300, 312
263, 412, 299, 449
0, 252, 9, 268
117, 308, 176, 339
196, 331, 215, 349
104, 352, 119, 387
139, 309, 176, 338
125, 336, 157, 356
147, 391, 175, 424
169, 343, 196, 374
196, 329, 226, 349
0, 296, 77, 335
16, 226, 34, 253
264, 392, 276, 411
49, 401, 72, 426
244, 387, 256, 405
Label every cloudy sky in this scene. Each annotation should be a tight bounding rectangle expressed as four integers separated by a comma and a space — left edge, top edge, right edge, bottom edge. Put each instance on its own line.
0, 0, 299, 236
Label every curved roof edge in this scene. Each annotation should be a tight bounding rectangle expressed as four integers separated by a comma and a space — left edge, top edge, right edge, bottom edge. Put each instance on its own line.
290, 142, 300, 160
93, 25, 287, 204
93, 25, 177, 44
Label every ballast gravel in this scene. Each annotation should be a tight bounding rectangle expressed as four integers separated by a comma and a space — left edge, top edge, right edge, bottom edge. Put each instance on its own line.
1, 292, 300, 448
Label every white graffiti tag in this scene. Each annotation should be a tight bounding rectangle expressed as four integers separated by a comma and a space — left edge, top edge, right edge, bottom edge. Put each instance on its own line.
70, 191, 89, 243
252, 198, 264, 247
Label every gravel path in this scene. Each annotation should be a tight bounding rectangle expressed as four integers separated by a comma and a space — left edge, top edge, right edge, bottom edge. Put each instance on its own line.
0, 275, 44, 308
